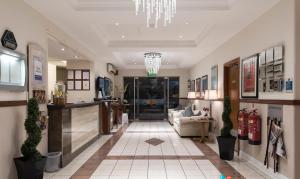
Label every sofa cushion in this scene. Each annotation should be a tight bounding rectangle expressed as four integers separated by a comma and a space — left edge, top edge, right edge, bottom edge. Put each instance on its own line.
192, 110, 201, 116
183, 106, 193, 117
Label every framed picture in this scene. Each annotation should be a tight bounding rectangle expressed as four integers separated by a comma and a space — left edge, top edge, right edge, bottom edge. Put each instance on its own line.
82, 70, 90, 80
191, 80, 195, 92
195, 78, 201, 92
75, 70, 82, 79
67, 80, 74, 90
201, 75, 208, 92
83, 81, 90, 90
75, 80, 82, 90
28, 43, 46, 88
211, 65, 218, 90
241, 55, 259, 98
68, 70, 74, 79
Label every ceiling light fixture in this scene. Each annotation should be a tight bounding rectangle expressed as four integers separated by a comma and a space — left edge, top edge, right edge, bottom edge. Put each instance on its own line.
121, 35, 126, 39
179, 35, 183, 39
133, 0, 177, 28
61, 48, 65, 51
144, 52, 162, 77
115, 22, 120, 26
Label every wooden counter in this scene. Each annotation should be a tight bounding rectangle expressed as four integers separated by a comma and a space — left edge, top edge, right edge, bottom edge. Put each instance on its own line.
48, 101, 104, 167
95, 99, 117, 134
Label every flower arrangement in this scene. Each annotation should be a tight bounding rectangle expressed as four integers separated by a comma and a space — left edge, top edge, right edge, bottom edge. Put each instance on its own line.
203, 107, 210, 116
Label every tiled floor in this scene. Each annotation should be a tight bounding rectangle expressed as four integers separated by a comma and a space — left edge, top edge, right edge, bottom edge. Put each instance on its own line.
91, 159, 220, 179
108, 131, 204, 156
206, 143, 271, 179
44, 135, 112, 179
44, 121, 274, 179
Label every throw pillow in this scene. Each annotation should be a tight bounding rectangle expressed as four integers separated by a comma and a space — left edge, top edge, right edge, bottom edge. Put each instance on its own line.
192, 110, 201, 116
183, 106, 193, 117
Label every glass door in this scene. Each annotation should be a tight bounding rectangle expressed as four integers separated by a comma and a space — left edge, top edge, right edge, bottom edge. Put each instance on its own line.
123, 76, 179, 120
137, 77, 166, 120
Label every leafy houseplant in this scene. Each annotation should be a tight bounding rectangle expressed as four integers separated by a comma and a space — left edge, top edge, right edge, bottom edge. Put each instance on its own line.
217, 96, 236, 160
14, 98, 46, 179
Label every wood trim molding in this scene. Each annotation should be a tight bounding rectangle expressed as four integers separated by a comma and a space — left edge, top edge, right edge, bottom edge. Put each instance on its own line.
240, 99, 300, 105
180, 97, 224, 102
181, 97, 300, 105
0, 100, 27, 107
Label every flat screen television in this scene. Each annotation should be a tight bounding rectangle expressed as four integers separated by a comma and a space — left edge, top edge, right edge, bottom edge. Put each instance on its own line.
96, 77, 104, 91
104, 77, 110, 96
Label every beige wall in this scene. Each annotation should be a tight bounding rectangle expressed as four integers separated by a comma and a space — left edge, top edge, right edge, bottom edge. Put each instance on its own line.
47, 63, 57, 99
294, 1, 300, 178
0, 0, 109, 178
115, 69, 189, 98
190, 0, 295, 178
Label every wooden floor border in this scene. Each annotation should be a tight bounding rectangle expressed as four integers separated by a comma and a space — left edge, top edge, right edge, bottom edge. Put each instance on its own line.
71, 123, 245, 179
71, 125, 128, 179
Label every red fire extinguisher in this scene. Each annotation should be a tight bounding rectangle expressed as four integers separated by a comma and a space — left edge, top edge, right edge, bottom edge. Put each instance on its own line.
248, 109, 261, 145
238, 108, 249, 140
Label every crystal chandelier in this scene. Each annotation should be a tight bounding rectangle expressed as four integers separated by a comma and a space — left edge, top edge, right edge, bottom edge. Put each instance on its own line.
133, 0, 177, 28
144, 52, 162, 76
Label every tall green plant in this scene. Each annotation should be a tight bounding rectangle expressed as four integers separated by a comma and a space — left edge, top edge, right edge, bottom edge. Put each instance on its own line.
21, 98, 42, 160
221, 96, 233, 137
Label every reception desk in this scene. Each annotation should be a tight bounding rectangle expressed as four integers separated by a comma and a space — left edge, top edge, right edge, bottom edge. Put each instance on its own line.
48, 101, 103, 167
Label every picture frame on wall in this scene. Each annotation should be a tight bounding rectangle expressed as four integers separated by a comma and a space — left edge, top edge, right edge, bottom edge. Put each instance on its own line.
28, 43, 46, 87
191, 80, 195, 92
211, 65, 218, 90
195, 78, 201, 93
201, 75, 208, 92
241, 55, 259, 98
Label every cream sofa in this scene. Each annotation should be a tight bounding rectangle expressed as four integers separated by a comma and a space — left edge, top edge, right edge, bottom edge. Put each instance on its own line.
172, 111, 209, 137
168, 109, 184, 125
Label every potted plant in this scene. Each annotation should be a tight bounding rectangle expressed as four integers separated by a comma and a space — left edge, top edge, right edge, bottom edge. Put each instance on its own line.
217, 96, 236, 160
14, 98, 47, 179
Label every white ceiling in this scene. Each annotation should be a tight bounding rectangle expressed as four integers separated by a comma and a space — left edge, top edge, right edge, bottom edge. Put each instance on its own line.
25, 0, 280, 69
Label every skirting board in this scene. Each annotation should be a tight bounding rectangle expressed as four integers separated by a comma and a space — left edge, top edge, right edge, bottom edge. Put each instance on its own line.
239, 151, 288, 179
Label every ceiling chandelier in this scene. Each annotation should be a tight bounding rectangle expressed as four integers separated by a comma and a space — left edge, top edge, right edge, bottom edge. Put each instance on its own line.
144, 52, 162, 76
133, 0, 177, 28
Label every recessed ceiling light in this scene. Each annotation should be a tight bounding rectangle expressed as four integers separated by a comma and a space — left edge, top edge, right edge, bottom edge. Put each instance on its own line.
61, 48, 65, 51
74, 55, 78, 59
115, 22, 120, 26
121, 35, 126, 39
179, 35, 183, 39
185, 22, 189, 25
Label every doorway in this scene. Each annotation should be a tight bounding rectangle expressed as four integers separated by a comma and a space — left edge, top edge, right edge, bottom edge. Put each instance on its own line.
123, 77, 179, 120
224, 58, 240, 130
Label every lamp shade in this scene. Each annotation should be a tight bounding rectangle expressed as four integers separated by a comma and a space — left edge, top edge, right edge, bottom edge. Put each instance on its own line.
204, 90, 218, 100
188, 92, 200, 99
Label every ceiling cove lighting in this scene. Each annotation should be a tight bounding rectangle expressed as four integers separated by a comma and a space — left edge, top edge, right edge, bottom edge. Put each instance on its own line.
133, 0, 177, 28
144, 52, 162, 77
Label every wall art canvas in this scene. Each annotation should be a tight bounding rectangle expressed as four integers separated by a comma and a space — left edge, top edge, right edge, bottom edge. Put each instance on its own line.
28, 43, 46, 86
211, 65, 218, 90
191, 80, 195, 92
196, 78, 201, 92
33, 57, 43, 81
201, 75, 208, 92
242, 55, 258, 98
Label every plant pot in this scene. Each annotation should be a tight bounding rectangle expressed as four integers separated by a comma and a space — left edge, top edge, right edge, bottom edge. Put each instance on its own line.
217, 136, 236, 161
14, 156, 47, 179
